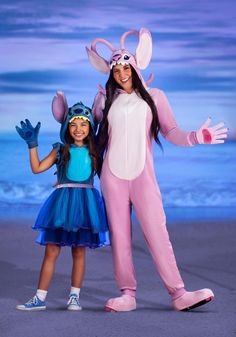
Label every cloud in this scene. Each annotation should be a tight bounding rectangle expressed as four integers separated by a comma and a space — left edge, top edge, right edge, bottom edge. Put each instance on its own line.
1, 63, 234, 96
1, 0, 235, 40
0, 0, 235, 134
0, 68, 103, 94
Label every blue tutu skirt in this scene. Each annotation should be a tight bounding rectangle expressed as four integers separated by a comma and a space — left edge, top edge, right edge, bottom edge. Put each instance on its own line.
33, 187, 110, 248
36, 228, 110, 248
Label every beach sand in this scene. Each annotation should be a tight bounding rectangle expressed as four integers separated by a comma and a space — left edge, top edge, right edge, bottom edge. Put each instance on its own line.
0, 214, 235, 337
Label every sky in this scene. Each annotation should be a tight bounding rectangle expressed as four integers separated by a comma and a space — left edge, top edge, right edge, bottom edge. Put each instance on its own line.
0, 0, 236, 138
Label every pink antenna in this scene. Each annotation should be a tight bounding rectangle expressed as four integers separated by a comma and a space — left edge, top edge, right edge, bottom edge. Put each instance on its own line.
145, 73, 154, 86
91, 38, 116, 53
120, 30, 139, 50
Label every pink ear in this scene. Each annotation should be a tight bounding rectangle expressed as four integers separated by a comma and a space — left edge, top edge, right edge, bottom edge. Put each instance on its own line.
136, 28, 152, 69
86, 47, 110, 74
52, 91, 68, 123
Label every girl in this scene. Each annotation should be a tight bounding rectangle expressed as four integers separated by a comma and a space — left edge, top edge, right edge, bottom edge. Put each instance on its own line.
86, 28, 228, 312
15, 92, 109, 311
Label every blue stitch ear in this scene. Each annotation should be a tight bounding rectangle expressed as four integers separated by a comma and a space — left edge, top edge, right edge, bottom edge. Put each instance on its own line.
136, 28, 152, 69
52, 91, 68, 123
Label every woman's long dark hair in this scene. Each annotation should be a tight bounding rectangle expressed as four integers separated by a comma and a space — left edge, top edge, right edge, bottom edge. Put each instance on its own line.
97, 65, 162, 165
61, 126, 98, 174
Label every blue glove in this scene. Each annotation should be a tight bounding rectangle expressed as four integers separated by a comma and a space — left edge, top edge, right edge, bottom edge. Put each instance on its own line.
15, 119, 41, 148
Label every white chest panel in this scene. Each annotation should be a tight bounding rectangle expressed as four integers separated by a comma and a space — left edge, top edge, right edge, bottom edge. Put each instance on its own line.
108, 92, 148, 180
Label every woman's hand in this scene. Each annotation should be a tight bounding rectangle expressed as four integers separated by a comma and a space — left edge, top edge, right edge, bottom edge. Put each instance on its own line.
16, 119, 41, 148
196, 118, 228, 144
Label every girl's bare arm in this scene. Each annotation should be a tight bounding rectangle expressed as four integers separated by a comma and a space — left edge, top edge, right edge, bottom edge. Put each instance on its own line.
29, 148, 57, 174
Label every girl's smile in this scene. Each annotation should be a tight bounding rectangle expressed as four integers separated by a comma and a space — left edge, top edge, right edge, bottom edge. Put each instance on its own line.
69, 118, 90, 146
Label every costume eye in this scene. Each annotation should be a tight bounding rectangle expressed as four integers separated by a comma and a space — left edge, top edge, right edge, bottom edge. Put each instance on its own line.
84, 110, 90, 116
124, 54, 130, 60
112, 54, 122, 62
74, 108, 84, 114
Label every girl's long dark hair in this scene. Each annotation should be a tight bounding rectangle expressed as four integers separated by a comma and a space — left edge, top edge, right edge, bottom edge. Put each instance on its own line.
61, 126, 98, 174
97, 65, 162, 165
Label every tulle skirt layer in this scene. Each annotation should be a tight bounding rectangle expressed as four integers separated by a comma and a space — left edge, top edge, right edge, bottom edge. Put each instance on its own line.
32, 187, 110, 248
36, 228, 110, 248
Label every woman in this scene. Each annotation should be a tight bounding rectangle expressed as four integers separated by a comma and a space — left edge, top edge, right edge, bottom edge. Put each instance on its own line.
86, 28, 227, 312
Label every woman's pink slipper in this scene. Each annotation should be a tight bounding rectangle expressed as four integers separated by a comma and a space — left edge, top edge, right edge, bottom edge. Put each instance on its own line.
105, 294, 136, 312
172, 288, 214, 311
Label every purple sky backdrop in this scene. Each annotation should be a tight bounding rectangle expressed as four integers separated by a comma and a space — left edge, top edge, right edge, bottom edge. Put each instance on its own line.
1, 0, 235, 138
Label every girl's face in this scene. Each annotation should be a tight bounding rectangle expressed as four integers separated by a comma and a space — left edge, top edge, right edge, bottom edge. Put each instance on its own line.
112, 63, 133, 94
69, 118, 90, 146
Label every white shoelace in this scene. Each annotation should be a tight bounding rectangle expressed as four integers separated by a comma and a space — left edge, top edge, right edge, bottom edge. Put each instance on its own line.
68, 295, 80, 306
26, 295, 38, 305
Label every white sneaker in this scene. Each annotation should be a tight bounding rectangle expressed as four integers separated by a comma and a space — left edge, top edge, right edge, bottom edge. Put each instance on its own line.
67, 294, 82, 311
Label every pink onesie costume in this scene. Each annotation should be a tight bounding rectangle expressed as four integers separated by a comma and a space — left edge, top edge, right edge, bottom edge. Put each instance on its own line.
87, 28, 227, 312
93, 87, 191, 294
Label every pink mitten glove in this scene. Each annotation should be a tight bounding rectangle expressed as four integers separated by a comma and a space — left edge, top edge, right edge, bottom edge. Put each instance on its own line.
196, 118, 228, 144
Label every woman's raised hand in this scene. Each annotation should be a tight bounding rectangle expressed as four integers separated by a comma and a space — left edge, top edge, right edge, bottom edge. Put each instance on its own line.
16, 119, 41, 148
196, 118, 228, 144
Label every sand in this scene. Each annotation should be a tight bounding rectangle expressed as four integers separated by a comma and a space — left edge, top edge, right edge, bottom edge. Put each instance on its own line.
0, 215, 235, 337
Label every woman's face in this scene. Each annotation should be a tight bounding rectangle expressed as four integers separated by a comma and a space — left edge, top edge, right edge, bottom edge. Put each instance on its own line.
69, 117, 90, 146
112, 63, 133, 93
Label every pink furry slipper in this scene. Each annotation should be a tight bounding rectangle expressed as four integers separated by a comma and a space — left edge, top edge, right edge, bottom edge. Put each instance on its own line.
105, 294, 136, 312
172, 288, 214, 311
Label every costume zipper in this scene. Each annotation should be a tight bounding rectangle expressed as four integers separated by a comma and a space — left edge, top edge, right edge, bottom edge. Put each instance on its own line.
125, 96, 129, 171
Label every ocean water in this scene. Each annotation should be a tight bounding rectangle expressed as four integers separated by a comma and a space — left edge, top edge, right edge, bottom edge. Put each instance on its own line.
1, 132, 236, 222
